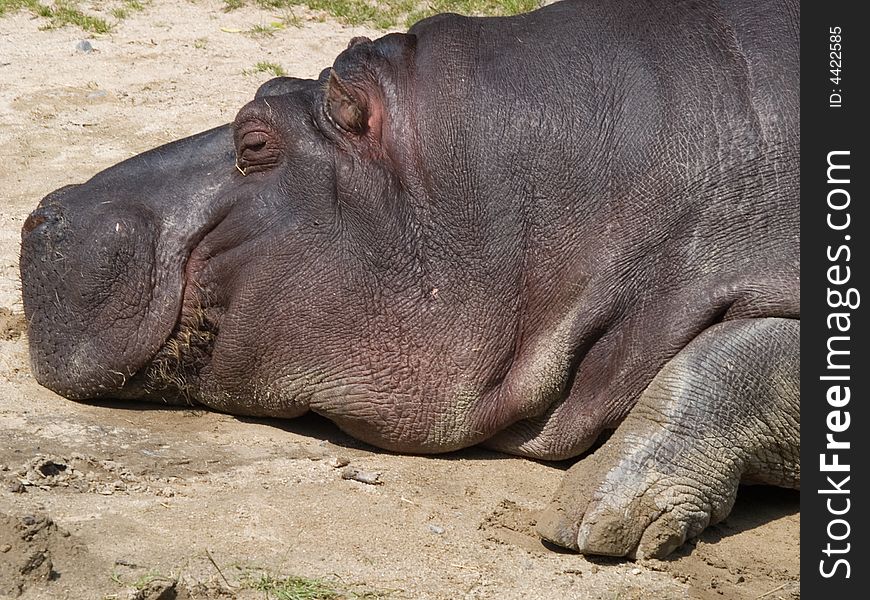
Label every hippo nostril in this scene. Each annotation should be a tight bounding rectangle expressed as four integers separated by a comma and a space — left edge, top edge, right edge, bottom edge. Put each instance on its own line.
23, 184, 81, 236
22, 204, 65, 238
22, 212, 47, 235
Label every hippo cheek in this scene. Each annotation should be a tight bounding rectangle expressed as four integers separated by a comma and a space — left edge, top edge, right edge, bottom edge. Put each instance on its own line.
20, 191, 183, 400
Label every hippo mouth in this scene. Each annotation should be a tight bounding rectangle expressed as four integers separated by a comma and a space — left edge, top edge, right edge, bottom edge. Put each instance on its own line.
125, 235, 225, 404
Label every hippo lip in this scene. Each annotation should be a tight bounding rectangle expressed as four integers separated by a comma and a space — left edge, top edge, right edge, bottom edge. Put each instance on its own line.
123, 207, 233, 404
178, 216, 221, 310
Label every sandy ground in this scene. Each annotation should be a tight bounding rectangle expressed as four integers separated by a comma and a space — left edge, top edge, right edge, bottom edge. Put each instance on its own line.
0, 2, 799, 598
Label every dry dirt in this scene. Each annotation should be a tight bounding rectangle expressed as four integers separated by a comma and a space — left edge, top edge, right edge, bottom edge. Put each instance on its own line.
0, 2, 799, 598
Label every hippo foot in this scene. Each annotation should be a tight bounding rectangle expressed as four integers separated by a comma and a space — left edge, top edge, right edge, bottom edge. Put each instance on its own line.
537, 318, 800, 558
536, 429, 739, 559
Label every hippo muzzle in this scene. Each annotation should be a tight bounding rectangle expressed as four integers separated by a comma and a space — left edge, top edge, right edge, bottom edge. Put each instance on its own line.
20, 125, 235, 400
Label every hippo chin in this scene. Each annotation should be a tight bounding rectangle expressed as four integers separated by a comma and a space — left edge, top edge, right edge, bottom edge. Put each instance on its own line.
19, 0, 799, 559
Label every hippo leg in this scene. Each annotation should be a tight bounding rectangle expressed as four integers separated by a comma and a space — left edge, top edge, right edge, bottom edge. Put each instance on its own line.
537, 317, 800, 559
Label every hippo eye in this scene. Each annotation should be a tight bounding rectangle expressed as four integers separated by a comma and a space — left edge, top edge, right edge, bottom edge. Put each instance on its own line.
235, 126, 282, 174
243, 131, 268, 153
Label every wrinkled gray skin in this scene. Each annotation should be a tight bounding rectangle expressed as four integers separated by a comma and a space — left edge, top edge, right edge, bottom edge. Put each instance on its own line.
20, 0, 799, 558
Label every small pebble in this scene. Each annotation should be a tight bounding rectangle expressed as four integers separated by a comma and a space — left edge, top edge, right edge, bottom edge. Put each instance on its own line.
428, 524, 445, 535
76, 40, 94, 53
6, 481, 26, 493
340, 467, 382, 485
631, 567, 642, 575
329, 456, 350, 468
0, 544, 11, 552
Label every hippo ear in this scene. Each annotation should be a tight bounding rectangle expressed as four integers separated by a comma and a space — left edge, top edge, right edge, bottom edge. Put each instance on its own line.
324, 33, 416, 143
325, 70, 368, 135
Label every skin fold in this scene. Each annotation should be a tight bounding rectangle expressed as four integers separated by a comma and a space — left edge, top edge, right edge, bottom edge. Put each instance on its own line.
19, 0, 799, 557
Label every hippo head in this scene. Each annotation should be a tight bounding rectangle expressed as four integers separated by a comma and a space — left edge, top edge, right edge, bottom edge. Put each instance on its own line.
20, 34, 552, 454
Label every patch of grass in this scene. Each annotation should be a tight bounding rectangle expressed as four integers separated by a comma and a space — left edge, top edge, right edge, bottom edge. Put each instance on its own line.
403, 0, 542, 27
218, 0, 540, 29
43, 1, 112, 32
1, 0, 536, 32
0, 0, 19, 16
0, 0, 35, 17
244, 61, 288, 76
238, 570, 396, 600
308, 0, 378, 26
245, 21, 285, 36
0, 0, 113, 32
280, 8, 303, 27
111, 0, 145, 19
243, 572, 341, 600
110, 569, 176, 591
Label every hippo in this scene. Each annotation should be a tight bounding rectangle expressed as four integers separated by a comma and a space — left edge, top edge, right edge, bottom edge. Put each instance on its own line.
19, 0, 799, 559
